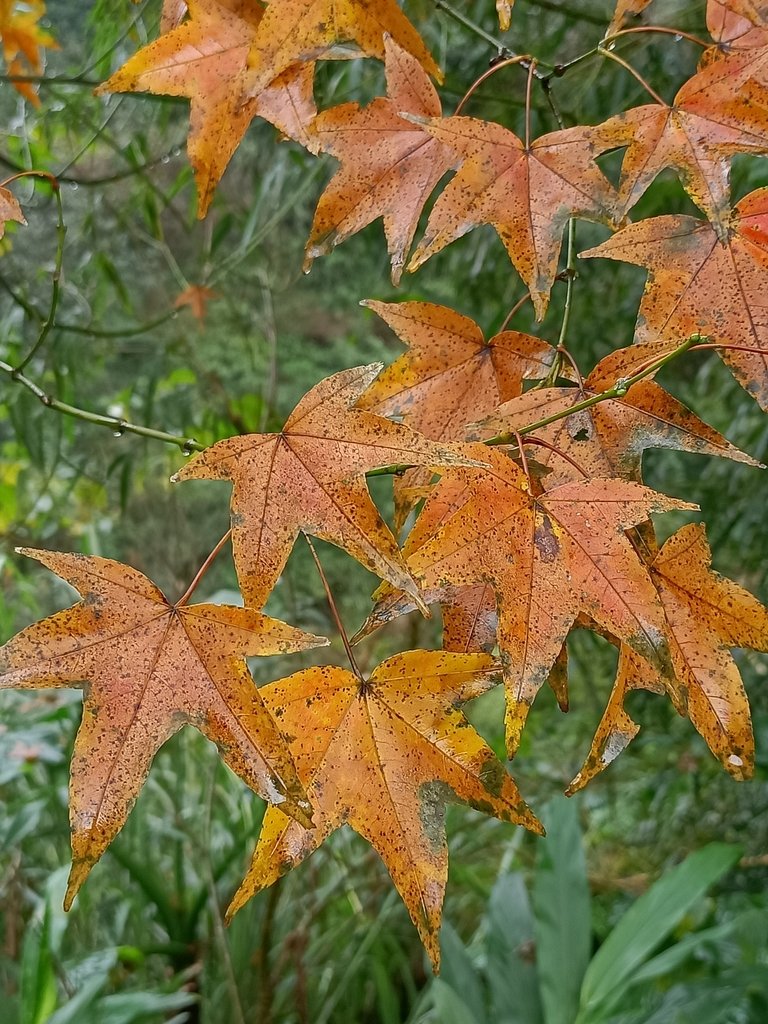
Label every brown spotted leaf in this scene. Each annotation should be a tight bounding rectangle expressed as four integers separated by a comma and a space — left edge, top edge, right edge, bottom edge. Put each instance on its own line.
97, 0, 318, 218
0, 185, 25, 239
406, 116, 619, 319
570, 523, 768, 790
160, 0, 188, 30
358, 298, 562, 528
305, 37, 455, 284
585, 63, 768, 231
606, 0, 654, 35
468, 341, 759, 488
243, 0, 440, 97
354, 444, 694, 754
226, 650, 541, 968
707, 0, 768, 51
0, 549, 328, 907
581, 188, 768, 411
172, 364, 482, 609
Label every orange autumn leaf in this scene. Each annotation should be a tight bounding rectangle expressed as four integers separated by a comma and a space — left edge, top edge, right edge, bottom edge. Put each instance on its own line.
582, 187, 768, 411
606, 0, 654, 35
98, 0, 317, 218
243, 0, 441, 98
172, 364, 482, 610
174, 283, 218, 323
570, 523, 768, 791
226, 651, 541, 968
355, 445, 694, 754
468, 341, 759, 488
585, 61, 768, 231
160, 0, 188, 30
305, 36, 456, 284
352, 469, 500, 654
0, 549, 328, 907
0, 0, 56, 106
406, 115, 620, 319
357, 298, 562, 528
0, 184, 26, 238
707, 0, 768, 50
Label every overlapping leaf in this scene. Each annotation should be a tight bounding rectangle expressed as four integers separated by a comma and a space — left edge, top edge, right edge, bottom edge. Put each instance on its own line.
0, 185, 25, 238
0, 0, 56, 105
570, 524, 768, 791
406, 116, 620, 318
173, 364, 480, 609
707, 0, 768, 51
468, 342, 759, 488
358, 298, 561, 526
305, 37, 455, 284
355, 445, 694, 754
226, 651, 541, 967
98, 0, 317, 217
243, 0, 440, 97
0, 549, 328, 906
607, 0, 654, 35
582, 187, 768, 411
585, 60, 768, 230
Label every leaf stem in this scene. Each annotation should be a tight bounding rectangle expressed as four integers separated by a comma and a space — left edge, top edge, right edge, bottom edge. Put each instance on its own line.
454, 55, 532, 115
176, 529, 232, 607
498, 293, 531, 333
520, 434, 589, 477
305, 536, 363, 682
598, 46, 667, 106
0, 169, 59, 190
512, 430, 531, 483
524, 60, 538, 148
544, 219, 578, 386
604, 26, 708, 48
0, 359, 204, 451
486, 333, 707, 444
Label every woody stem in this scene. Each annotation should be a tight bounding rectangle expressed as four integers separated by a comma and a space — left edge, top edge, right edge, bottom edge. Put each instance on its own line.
485, 332, 707, 444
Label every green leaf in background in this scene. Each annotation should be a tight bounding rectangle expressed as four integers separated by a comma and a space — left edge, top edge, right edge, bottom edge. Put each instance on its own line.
576, 843, 742, 1023
431, 978, 482, 1024
19, 867, 69, 1024
632, 967, 768, 1024
440, 923, 486, 1024
532, 797, 592, 1024
486, 873, 543, 1024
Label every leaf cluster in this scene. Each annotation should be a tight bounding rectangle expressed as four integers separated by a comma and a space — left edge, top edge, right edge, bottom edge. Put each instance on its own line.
1, 0, 768, 969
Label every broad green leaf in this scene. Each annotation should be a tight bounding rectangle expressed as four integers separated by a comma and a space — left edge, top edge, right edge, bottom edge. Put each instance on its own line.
20, 867, 69, 1024
533, 797, 592, 1024
46, 975, 109, 1024
440, 923, 486, 1024
629, 909, 763, 986
431, 979, 482, 1024
95, 989, 198, 1024
486, 873, 543, 1024
577, 843, 741, 1022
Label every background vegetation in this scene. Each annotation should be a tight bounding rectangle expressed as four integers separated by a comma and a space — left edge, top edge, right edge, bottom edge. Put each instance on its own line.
1, 0, 767, 1021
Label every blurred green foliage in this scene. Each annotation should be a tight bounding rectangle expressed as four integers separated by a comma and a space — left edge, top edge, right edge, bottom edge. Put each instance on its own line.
1, 0, 767, 1021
